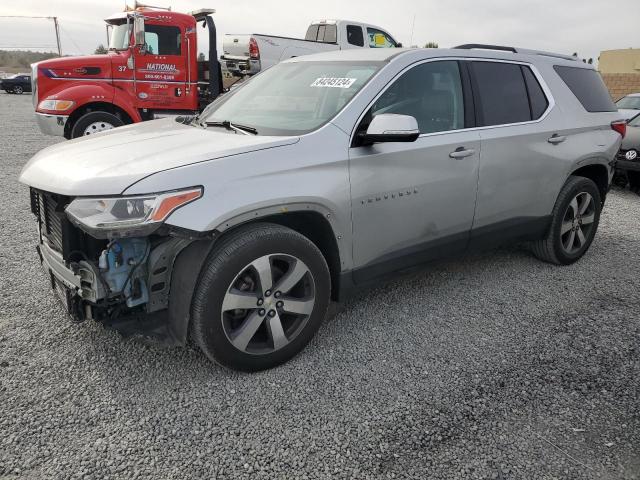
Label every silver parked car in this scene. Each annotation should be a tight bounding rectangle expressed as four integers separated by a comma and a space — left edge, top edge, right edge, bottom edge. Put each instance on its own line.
20, 45, 624, 371
616, 92, 640, 120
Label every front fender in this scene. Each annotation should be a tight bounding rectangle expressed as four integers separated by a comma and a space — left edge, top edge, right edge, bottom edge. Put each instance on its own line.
122, 124, 354, 269
37, 82, 115, 114
37, 82, 142, 124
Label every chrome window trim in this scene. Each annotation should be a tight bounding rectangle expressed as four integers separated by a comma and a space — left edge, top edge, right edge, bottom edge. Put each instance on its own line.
349, 56, 556, 144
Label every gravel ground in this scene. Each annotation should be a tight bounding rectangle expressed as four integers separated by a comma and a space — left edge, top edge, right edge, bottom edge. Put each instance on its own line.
1, 91, 639, 480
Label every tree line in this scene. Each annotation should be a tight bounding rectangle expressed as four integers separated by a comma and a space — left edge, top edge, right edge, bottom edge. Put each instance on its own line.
0, 50, 59, 70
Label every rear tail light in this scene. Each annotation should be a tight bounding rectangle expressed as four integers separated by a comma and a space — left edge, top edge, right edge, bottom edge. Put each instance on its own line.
249, 37, 260, 60
611, 120, 627, 139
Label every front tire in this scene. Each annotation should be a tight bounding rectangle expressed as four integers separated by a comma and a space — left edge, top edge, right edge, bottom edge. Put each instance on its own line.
70, 111, 123, 138
532, 176, 602, 265
13, 86, 23, 94
191, 223, 331, 371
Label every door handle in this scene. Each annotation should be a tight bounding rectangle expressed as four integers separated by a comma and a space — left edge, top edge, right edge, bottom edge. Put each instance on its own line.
449, 147, 476, 159
548, 134, 567, 145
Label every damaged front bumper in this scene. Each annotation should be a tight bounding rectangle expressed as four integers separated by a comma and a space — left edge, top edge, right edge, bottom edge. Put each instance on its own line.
36, 234, 195, 346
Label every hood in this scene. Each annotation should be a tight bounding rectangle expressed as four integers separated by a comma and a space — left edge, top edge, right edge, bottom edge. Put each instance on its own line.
618, 108, 640, 121
36, 54, 112, 81
19, 118, 299, 196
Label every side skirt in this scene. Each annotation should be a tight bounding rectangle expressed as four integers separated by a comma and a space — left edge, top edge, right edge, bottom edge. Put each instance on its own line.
337, 216, 551, 301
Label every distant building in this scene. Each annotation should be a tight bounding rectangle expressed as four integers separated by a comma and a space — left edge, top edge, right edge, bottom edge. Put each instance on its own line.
599, 48, 640, 100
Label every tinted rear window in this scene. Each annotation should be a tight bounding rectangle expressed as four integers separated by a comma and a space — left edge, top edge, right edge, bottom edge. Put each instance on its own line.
471, 62, 531, 126
554, 66, 616, 112
522, 66, 549, 119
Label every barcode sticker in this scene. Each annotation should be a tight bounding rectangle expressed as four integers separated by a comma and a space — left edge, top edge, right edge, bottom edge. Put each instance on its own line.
310, 77, 357, 88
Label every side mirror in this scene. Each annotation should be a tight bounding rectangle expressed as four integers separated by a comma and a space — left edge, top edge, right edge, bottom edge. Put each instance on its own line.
396, 42, 403, 48
361, 113, 419, 144
133, 16, 145, 47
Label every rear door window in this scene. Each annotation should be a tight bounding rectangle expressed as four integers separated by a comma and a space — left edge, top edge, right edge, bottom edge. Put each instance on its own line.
347, 25, 364, 47
554, 66, 617, 112
470, 61, 531, 126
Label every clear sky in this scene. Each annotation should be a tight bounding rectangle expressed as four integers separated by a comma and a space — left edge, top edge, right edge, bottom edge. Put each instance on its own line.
1, 0, 638, 65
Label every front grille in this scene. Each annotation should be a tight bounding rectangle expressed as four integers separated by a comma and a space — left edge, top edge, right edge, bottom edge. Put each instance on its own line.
30, 188, 107, 262
31, 189, 70, 256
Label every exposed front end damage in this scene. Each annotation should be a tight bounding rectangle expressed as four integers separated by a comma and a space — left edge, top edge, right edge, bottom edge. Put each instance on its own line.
30, 188, 210, 344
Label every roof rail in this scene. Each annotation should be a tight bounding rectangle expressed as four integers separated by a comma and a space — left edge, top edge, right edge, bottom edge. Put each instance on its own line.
454, 44, 517, 53
516, 48, 577, 61
453, 44, 578, 62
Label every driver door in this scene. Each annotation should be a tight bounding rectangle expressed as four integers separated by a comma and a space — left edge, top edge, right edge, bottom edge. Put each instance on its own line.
349, 60, 480, 283
133, 22, 190, 109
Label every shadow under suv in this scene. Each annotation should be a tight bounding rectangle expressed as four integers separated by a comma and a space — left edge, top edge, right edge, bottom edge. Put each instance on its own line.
20, 44, 625, 371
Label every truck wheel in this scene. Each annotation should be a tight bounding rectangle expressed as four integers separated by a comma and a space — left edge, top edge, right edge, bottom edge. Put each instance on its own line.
13, 86, 23, 94
531, 176, 601, 265
71, 111, 123, 138
191, 223, 331, 372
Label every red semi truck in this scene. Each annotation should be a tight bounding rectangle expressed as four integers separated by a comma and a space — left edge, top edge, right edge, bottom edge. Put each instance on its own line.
31, 6, 223, 139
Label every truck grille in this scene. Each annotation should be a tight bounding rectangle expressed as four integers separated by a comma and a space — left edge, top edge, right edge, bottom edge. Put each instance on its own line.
30, 189, 69, 256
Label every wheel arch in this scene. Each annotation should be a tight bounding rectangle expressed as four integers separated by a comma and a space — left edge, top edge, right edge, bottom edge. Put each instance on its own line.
64, 101, 136, 139
216, 207, 343, 299
166, 209, 344, 345
569, 162, 610, 205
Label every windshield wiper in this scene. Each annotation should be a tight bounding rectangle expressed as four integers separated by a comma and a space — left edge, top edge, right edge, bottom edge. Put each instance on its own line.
203, 120, 258, 135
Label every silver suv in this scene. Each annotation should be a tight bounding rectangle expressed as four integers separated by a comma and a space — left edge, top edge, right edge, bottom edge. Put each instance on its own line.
20, 45, 625, 371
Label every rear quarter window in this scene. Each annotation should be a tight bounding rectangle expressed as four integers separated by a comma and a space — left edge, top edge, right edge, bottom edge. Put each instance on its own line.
522, 67, 549, 119
347, 25, 364, 47
553, 66, 616, 112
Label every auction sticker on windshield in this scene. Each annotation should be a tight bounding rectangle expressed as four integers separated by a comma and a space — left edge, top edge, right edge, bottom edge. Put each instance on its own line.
310, 77, 357, 88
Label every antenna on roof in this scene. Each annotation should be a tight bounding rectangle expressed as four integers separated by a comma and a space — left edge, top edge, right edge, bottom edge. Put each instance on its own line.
409, 14, 416, 47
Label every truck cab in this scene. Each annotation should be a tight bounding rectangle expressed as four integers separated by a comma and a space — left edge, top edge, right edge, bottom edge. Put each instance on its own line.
222, 19, 399, 77
304, 20, 399, 49
32, 7, 222, 139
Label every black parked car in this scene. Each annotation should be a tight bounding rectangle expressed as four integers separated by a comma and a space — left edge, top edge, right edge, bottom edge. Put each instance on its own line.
1, 74, 31, 94
615, 113, 640, 193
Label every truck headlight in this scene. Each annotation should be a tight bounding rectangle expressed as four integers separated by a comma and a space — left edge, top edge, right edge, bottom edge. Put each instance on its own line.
37, 99, 75, 112
65, 187, 202, 238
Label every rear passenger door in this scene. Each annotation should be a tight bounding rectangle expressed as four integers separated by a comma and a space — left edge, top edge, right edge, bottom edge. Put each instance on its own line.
349, 60, 480, 283
468, 60, 570, 245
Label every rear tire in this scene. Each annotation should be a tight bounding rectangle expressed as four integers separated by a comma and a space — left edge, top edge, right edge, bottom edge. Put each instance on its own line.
531, 176, 601, 265
70, 111, 123, 138
191, 223, 331, 372
13, 86, 23, 94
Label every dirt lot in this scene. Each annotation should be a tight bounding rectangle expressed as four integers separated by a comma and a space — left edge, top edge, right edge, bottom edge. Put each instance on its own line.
1, 92, 639, 479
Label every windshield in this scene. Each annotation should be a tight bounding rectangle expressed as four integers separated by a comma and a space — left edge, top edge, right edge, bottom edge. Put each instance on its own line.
616, 96, 640, 110
109, 22, 131, 50
629, 114, 640, 127
199, 61, 382, 135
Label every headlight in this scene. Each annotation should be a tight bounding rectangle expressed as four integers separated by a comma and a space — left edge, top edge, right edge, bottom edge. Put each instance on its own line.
65, 187, 202, 238
37, 99, 75, 112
